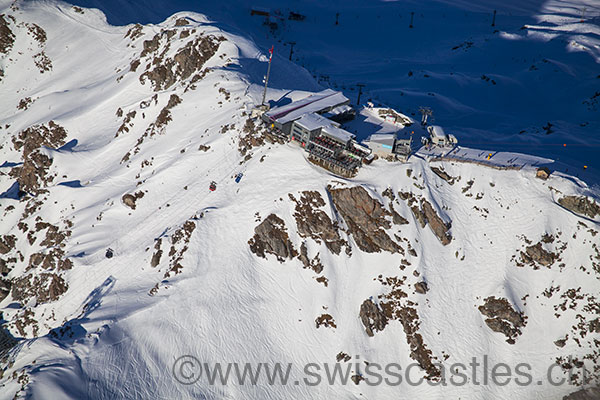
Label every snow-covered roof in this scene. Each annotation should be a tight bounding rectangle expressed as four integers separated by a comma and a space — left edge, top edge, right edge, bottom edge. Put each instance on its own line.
366, 133, 396, 146
325, 104, 353, 116
321, 124, 355, 143
265, 89, 349, 125
430, 125, 446, 138
294, 113, 332, 131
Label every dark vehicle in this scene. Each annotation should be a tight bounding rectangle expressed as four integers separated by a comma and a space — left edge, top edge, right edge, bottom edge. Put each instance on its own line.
235, 173, 243, 183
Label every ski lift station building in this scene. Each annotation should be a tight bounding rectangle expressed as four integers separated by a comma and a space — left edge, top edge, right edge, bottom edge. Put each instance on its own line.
428, 125, 458, 147
363, 132, 413, 161
262, 89, 351, 135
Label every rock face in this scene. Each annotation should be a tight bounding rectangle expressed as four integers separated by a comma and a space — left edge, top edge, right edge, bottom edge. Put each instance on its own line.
249, 214, 297, 262
328, 186, 401, 253
403, 193, 452, 245
430, 166, 455, 185
563, 386, 600, 400
421, 200, 452, 245
479, 297, 527, 344
558, 196, 600, 219
289, 191, 345, 255
139, 33, 225, 91
10, 121, 68, 194
359, 299, 388, 337
0, 14, 15, 55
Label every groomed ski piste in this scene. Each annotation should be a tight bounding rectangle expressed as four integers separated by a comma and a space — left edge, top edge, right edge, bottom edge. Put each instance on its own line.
0, 0, 599, 399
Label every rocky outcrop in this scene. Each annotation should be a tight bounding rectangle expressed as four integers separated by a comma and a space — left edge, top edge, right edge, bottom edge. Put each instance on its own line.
403, 193, 451, 245
289, 191, 345, 255
359, 299, 388, 337
430, 166, 455, 184
139, 33, 225, 91
558, 196, 600, 219
0, 14, 15, 54
315, 314, 336, 329
249, 214, 297, 262
328, 186, 401, 253
122, 191, 145, 210
479, 297, 527, 344
11, 272, 68, 304
10, 121, 68, 194
520, 242, 555, 268
421, 200, 452, 245
415, 281, 428, 294
563, 386, 600, 400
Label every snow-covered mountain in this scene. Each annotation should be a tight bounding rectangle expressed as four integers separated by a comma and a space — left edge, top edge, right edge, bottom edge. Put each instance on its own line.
0, 0, 599, 399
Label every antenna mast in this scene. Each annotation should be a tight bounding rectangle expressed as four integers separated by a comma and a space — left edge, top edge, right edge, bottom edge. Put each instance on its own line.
261, 45, 274, 106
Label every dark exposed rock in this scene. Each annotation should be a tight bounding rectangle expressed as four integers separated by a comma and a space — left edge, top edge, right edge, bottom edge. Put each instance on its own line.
0, 235, 16, 254
520, 242, 555, 267
430, 166, 455, 184
410, 205, 426, 228
415, 281, 428, 294
249, 214, 297, 262
0, 14, 15, 54
351, 374, 364, 385
421, 199, 452, 245
298, 242, 324, 273
563, 386, 600, 400
336, 352, 351, 362
174, 18, 189, 26
11, 272, 68, 303
105, 248, 113, 258
139, 34, 224, 91
10, 121, 68, 194
558, 196, 600, 219
359, 299, 388, 337
395, 306, 440, 379
328, 186, 401, 253
479, 296, 527, 344
0, 278, 11, 302
290, 191, 345, 255
122, 191, 144, 210
315, 313, 336, 329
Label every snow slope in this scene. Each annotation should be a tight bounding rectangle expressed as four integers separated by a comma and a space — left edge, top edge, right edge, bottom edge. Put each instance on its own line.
0, 1, 599, 399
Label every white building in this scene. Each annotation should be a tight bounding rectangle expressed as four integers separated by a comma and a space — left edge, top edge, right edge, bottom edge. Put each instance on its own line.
427, 125, 457, 147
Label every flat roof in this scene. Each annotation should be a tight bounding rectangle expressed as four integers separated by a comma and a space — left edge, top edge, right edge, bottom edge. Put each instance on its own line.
366, 133, 396, 146
265, 89, 349, 125
294, 113, 331, 131
322, 124, 355, 143
430, 125, 446, 138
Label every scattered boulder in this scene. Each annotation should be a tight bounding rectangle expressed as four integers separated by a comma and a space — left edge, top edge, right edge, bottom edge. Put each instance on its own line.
248, 214, 297, 262
415, 281, 428, 294
315, 313, 336, 329
105, 248, 114, 258
121, 191, 144, 210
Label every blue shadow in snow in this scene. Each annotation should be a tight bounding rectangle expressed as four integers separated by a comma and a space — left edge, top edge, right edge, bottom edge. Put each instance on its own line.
0, 161, 22, 168
57, 139, 78, 152
0, 181, 26, 200
58, 180, 83, 188
47, 276, 116, 345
